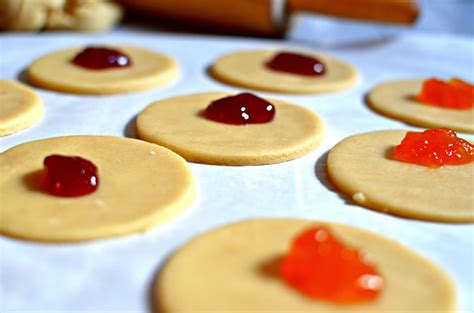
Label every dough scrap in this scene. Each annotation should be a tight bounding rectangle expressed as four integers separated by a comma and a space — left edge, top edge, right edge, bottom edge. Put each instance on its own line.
327, 130, 474, 223
0, 80, 43, 136
0, 136, 195, 242
367, 79, 474, 133
155, 219, 456, 312
136, 92, 324, 165
27, 45, 179, 95
211, 49, 359, 93
0, 0, 122, 32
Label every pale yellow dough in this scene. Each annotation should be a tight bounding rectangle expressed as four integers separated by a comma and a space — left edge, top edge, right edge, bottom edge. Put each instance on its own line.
327, 130, 474, 223
210, 49, 359, 93
0, 136, 195, 242
155, 219, 456, 312
367, 79, 474, 133
27, 46, 179, 95
0, 0, 122, 32
0, 80, 43, 136
136, 92, 324, 165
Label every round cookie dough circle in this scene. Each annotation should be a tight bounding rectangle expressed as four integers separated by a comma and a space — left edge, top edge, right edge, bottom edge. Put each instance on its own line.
136, 92, 324, 165
0, 80, 43, 136
155, 219, 456, 312
27, 46, 179, 95
210, 49, 359, 93
327, 130, 474, 223
0, 136, 195, 242
367, 79, 474, 133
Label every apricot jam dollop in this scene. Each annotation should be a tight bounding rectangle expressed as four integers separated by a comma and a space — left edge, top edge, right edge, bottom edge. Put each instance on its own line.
393, 128, 474, 168
416, 78, 473, 109
72, 47, 132, 70
266, 52, 325, 76
204, 93, 275, 125
279, 226, 383, 303
44, 155, 99, 197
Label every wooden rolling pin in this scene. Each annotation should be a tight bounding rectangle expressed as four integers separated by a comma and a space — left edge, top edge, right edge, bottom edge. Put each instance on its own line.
120, 0, 419, 36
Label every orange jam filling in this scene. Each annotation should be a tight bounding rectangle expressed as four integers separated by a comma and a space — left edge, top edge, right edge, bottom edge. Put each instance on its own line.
416, 78, 474, 109
279, 226, 383, 303
393, 128, 474, 168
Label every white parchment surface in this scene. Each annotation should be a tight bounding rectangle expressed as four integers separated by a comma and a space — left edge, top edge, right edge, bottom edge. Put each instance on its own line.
0, 25, 473, 312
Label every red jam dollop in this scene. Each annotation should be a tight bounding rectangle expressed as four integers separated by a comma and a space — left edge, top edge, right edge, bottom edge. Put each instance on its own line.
44, 155, 99, 197
280, 226, 383, 303
72, 47, 132, 70
266, 52, 325, 76
204, 92, 275, 125
416, 78, 474, 109
393, 128, 474, 168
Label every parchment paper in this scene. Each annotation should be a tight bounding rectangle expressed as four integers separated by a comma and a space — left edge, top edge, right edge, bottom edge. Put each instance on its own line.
1, 24, 473, 312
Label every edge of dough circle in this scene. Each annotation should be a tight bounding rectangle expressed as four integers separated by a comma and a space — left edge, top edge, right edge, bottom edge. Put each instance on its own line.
0, 136, 195, 242
136, 92, 324, 165
327, 130, 474, 223
0, 80, 44, 136
210, 49, 359, 93
26, 45, 179, 95
154, 218, 456, 312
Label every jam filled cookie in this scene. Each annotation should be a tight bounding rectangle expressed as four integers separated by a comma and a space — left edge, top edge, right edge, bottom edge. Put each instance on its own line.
27, 45, 179, 95
137, 92, 324, 165
0, 136, 195, 242
327, 129, 474, 223
210, 49, 359, 93
154, 219, 456, 312
367, 79, 474, 133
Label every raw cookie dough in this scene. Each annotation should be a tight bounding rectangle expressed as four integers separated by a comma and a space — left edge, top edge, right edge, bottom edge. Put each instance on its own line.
327, 130, 474, 223
27, 45, 179, 95
210, 49, 359, 93
0, 0, 122, 32
136, 92, 324, 165
0, 136, 195, 242
155, 219, 456, 312
367, 79, 474, 133
0, 80, 43, 136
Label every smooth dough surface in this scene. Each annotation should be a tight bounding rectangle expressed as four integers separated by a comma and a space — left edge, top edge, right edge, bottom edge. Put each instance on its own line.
327, 130, 474, 223
0, 80, 43, 136
155, 219, 456, 312
0, 136, 195, 242
367, 79, 474, 133
27, 46, 179, 94
211, 49, 359, 93
136, 92, 324, 165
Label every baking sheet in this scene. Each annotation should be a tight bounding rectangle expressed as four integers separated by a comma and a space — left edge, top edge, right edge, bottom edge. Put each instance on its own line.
0, 25, 473, 312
